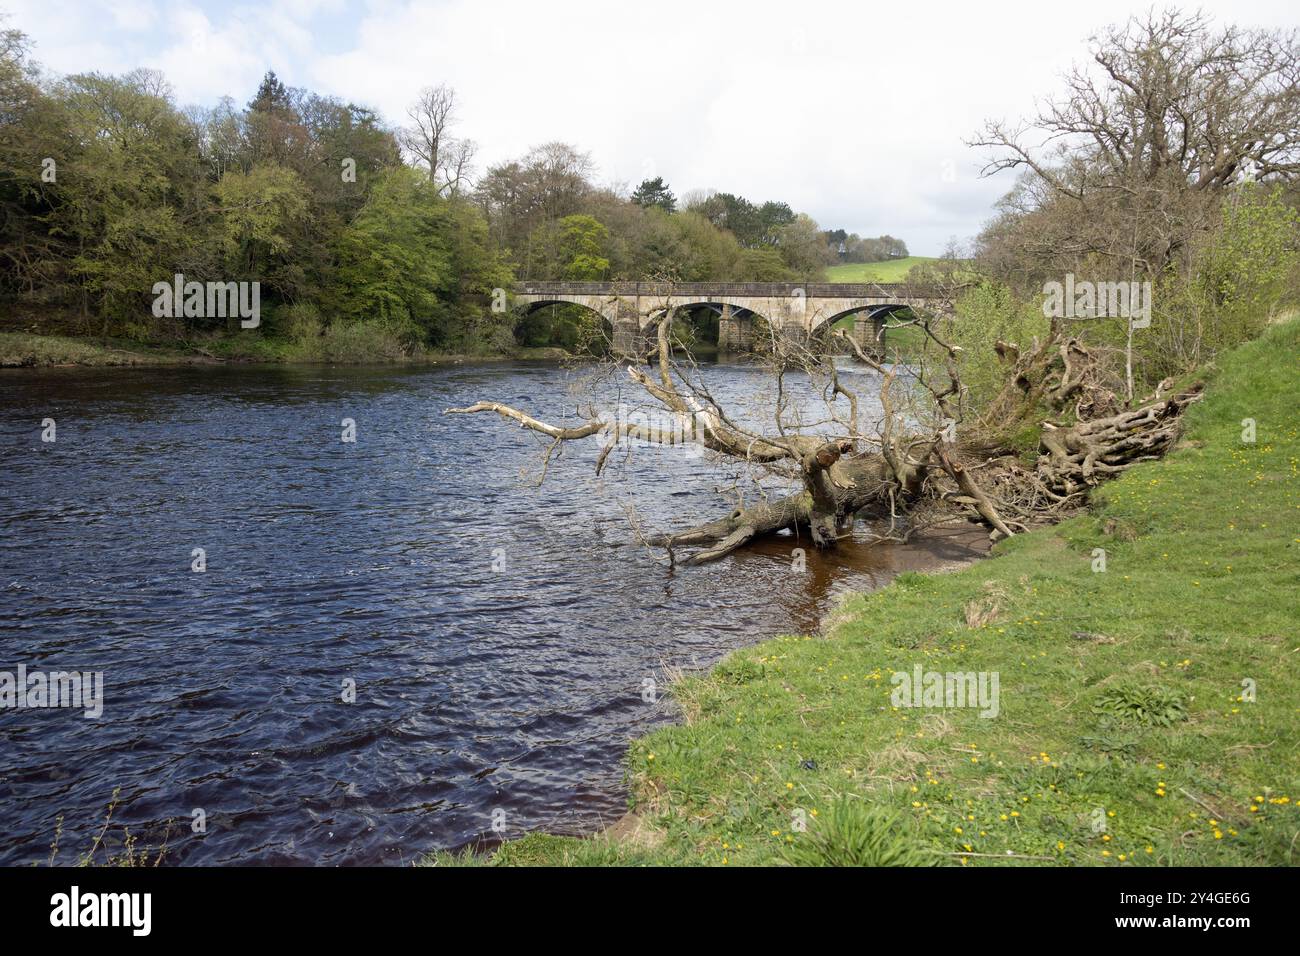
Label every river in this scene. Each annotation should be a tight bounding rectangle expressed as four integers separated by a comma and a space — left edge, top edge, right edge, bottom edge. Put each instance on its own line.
0, 359, 985, 865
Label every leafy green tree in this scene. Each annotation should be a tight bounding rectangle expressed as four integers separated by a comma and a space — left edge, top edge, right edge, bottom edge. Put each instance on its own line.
332, 166, 447, 332
527, 214, 610, 280
0, 26, 69, 303
47, 70, 208, 332
213, 163, 309, 306
331, 166, 512, 351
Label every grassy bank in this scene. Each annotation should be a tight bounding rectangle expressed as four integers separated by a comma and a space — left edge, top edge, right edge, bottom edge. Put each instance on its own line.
0, 332, 203, 368
433, 318, 1300, 867
0, 331, 570, 368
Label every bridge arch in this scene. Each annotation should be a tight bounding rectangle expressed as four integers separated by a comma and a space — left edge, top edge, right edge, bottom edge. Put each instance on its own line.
812, 302, 912, 334
653, 300, 775, 353
518, 296, 618, 325
809, 302, 917, 356
516, 297, 617, 353
639, 299, 772, 328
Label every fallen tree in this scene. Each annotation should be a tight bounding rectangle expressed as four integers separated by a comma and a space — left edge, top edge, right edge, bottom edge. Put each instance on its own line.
446, 293, 1200, 566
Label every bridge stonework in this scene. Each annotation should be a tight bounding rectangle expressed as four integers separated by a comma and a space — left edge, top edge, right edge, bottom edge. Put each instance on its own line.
515, 281, 937, 359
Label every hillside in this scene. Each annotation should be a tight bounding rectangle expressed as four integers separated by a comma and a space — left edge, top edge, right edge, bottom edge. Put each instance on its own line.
825, 257, 937, 283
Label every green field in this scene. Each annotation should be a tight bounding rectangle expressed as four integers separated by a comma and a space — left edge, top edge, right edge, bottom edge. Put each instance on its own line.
426, 317, 1300, 867
825, 257, 937, 283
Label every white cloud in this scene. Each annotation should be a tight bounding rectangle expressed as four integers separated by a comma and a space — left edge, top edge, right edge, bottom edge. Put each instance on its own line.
8, 0, 1299, 253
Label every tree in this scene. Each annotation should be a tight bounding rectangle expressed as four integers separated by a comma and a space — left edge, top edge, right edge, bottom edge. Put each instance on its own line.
213, 163, 309, 305
44, 70, 208, 332
527, 214, 610, 280
972, 10, 1300, 278
970, 10, 1300, 390
330, 166, 511, 351
0, 25, 68, 300
402, 84, 477, 196
331, 165, 449, 334
245, 70, 308, 167
631, 176, 676, 212
248, 71, 290, 114
774, 213, 834, 276
475, 142, 594, 270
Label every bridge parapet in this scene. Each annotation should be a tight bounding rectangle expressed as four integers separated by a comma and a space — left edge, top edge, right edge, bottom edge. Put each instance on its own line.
518, 280, 934, 298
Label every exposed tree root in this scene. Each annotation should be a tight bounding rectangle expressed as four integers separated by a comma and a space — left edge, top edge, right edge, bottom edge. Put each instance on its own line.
1037, 386, 1203, 495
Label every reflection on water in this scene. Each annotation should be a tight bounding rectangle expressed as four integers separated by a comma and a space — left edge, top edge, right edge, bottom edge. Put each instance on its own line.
0, 360, 986, 865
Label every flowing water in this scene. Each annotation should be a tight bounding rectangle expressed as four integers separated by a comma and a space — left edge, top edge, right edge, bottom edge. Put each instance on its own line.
0, 359, 985, 865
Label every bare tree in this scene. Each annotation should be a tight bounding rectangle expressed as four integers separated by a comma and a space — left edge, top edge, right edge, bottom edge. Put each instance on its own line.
441, 136, 476, 196
971, 10, 1300, 276
402, 85, 454, 179
402, 83, 477, 195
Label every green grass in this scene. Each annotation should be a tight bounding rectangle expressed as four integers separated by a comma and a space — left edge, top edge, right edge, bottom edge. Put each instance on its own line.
826, 257, 937, 283
0, 330, 568, 368
452, 318, 1300, 866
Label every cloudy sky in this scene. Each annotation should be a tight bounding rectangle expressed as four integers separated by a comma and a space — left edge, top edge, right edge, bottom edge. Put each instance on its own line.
6, 0, 1296, 254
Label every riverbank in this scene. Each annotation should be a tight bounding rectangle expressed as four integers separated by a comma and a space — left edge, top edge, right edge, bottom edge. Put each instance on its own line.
426, 317, 1300, 866
0, 331, 572, 369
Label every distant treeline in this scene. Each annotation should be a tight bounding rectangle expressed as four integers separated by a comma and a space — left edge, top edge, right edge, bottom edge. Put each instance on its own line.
0, 21, 904, 355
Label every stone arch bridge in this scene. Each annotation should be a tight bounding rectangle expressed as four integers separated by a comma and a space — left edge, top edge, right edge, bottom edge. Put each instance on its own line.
515, 281, 943, 357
